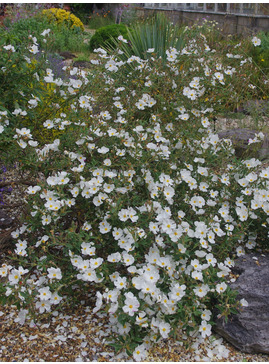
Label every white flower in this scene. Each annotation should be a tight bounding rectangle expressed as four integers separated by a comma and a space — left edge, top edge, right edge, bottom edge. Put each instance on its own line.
114, 276, 127, 289
28, 140, 38, 147
135, 311, 148, 327
99, 220, 112, 234
8, 269, 21, 285
201, 309, 211, 321
47, 267, 62, 280
127, 207, 138, 222
15, 248, 27, 257
123, 291, 140, 316
81, 242, 95, 256
16, 127, 31, 137
240, 298, 248, 307
38, 287, 52, 301
112, 227, 123, 240
0, 266, 8, 277
44, 200, 62, 212
18, 139, 27, 148
113, 101, 123, 109
159, 321, 171, 338
41, 28, 51, 36
90, 257, 103, 269
122, 251, 135, 266
118, 209, 129, 222
28, 98, 39, 108
252, 36, 261, 47
216, 282, 227, 294
183, 86, 197, 100
29, 44, 39, 54
260, 167, 269, 178
135, 99, 146, 110
215, 72, 224, 82
50, 292, 62, 305
26, 185, 41, 194
4, 44, 15, 52
236, 245, 245, 257
133, 344, 148, 361
166, 50, 178, 62
107, 252, 121, 263
236, 207, 248, 221
192, 270, 203, 281
118, 35, 128, 43
199, 320, 212, 338
105, 60, 118, 72
43, 120, 54, 129
206, 253, 217, 267
97, 146, 109, 154
170, 283, 186, 301
193, 284, 210, 298
163, 186, 175, 200
36, 300, 51, 313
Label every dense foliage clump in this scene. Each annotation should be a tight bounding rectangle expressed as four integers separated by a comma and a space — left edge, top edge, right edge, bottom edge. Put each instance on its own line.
89, 23, 129, 51
42, 8, 84, 31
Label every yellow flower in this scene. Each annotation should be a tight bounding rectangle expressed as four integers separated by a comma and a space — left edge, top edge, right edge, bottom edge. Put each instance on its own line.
42, 8, 84, 31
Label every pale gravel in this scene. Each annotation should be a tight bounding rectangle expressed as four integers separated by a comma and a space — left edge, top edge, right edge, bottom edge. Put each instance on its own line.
1, 299, 269, 362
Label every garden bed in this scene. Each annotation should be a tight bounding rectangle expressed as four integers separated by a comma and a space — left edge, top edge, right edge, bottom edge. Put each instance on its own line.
1, 6, 269, 362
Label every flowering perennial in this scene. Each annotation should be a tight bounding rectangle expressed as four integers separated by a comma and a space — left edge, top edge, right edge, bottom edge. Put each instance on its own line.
0, 30, 268, 361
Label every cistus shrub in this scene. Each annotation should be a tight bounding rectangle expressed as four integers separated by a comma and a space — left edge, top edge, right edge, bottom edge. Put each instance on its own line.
89, 23, 129, 51
3, 13, 52, 46
0, 27, 269, 361
42, 8, 84, 31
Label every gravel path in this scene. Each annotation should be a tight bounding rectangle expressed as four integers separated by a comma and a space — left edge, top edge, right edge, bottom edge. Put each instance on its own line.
1, 298, 269, 362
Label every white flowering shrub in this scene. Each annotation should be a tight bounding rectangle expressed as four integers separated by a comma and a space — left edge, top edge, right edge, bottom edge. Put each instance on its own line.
0, 28, 268, 360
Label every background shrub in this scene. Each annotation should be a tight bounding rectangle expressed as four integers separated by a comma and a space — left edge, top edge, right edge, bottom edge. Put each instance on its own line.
1, 10, 89, 54
42, 7, 84, 31
89, 23, 129, 51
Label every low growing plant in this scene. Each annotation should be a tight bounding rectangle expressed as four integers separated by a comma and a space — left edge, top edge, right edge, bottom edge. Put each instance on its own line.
0, 28, 269, 361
